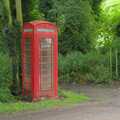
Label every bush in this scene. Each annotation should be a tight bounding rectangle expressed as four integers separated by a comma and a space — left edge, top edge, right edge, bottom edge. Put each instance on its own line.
0, 88, 16, 103
82, 51, 112, 84
0, 53, 15, 102
86, 65, 112, 84
59, 52, 84, 83
59, 51, 112, 84
0, 53, 12, 87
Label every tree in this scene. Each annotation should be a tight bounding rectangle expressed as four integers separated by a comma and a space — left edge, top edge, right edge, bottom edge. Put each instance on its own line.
39, 0, 53, 19
48, 0, 97, 54
15, 0, 23, 26
1, 0, 23, 95
3, 0, 13, 27
22, 0, 44, 22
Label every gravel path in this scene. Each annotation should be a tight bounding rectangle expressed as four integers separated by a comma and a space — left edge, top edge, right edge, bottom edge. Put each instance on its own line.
1, 84, 120, 120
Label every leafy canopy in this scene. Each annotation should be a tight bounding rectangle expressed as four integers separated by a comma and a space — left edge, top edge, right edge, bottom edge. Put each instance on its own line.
48, 0, 97, 54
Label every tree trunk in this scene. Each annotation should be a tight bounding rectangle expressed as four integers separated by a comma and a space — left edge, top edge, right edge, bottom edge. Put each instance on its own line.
15, 0, 23, 94
3, 0, 20, 95
3, 0, 13, 27
15, 0, 23, 26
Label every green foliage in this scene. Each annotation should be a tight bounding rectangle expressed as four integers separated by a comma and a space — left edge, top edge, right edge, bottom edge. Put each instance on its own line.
22, 0, 44, 22
98, 0, 120, 80
59, 51, 112, 84
39, 0, 53, 19
59, 52, 83, 83
0, 33, 6, 53
0, 53, 12, 87
87, 64, 112, 84
0, 0, 8, 25
0, 88, 15, 103
0, 53, 16, 103
48, 0, 97, 54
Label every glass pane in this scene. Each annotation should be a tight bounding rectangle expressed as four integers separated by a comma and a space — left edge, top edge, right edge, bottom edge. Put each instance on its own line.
40, 38, 53, 91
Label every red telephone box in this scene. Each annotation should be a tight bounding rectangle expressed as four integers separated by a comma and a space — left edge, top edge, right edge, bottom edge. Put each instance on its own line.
21, 21, 58, 101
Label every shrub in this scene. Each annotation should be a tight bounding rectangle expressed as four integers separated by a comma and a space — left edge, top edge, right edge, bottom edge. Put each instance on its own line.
0, 88, 16, 103
59, 51, 112, 84
86, 65, 112, 84
0, 53, 12, 87
59, 52, 84, 83
0, 53, 15, 102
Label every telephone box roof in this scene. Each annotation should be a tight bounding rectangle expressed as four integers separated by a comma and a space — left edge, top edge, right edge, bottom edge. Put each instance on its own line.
24, 20, 57, 28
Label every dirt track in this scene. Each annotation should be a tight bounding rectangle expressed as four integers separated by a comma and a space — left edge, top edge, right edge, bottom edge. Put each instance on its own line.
1, 84, 120, 120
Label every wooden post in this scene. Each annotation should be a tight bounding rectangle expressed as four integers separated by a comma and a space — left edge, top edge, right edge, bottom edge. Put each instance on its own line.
115, 49, 118, 79
110, 48, 112, 79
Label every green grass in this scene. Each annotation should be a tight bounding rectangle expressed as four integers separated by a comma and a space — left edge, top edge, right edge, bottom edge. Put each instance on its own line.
0, 90, 89, 113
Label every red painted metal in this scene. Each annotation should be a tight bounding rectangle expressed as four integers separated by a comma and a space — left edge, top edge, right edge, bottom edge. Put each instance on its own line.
21, 21, 58, 101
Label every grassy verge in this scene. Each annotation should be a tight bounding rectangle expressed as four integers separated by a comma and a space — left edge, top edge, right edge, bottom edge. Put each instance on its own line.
0, 90, 89, 113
